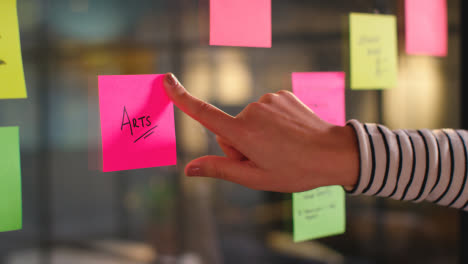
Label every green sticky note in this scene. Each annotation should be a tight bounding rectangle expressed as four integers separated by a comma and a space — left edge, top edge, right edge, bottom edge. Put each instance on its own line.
0, 0, 27, 99
293, 186, 345, 242
350, 13, 398, 90
0, 126, 22, 232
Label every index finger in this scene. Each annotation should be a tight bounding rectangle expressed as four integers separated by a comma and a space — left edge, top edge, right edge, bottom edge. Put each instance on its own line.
163, 73, 239, 139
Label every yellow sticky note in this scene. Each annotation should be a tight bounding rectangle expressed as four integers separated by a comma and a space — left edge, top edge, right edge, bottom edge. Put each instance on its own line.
0, 0, 27, 99
350, 13, 398, 90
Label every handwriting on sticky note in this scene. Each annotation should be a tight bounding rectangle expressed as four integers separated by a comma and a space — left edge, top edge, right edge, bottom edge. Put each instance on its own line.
292, 72, 345, 126
0, 126, 22, 232
358, 36, 388, 77
99, 75, 177, 172
350, 13, 398, 90
405, 0, 447, 57
120, 106, 157, 143
293, 186, 345, 242
0, 0, 27, 99
210, 0, 271, 47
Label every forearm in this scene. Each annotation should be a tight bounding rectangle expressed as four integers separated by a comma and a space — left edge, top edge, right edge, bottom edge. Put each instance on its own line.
347, 120, 468, 211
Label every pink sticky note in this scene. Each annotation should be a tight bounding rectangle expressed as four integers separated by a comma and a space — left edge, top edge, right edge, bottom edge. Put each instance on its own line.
99, 74, 177, 172
405, 0, 447, 57
210, 0, 271, 48
292, 72, 346, 126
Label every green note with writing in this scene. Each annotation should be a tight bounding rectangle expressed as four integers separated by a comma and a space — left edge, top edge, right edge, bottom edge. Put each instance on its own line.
0, 127, 22, 232
293, 186, 345, 242
350, 13, 398, 89
0, 0, 27, 99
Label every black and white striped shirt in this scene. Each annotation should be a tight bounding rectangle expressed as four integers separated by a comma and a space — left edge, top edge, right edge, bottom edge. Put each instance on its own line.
347, 120, 468, 211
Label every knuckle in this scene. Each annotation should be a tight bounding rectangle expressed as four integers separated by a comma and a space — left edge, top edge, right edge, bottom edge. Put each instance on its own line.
174, 83, 188, 97
276, 90, 293, 96
259, 93, 277, 104
194, 101, 213, 117
178, 88, 196, 105
173, 84, 188, 99
246, 102, 265, 113
213, 163, 228, 180
276, 90, 295, 99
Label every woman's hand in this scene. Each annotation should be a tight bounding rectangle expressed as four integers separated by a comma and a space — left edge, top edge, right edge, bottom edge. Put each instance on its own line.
163, 73, 359, 193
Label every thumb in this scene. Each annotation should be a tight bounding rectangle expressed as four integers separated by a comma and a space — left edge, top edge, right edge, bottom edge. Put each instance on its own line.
185, 156, 264, 189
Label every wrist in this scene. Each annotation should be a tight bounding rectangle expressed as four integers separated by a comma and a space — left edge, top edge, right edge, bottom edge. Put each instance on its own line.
332, 124, 360, 189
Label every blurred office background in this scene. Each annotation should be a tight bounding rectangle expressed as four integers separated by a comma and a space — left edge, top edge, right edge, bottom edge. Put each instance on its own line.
0, 0, 464, 263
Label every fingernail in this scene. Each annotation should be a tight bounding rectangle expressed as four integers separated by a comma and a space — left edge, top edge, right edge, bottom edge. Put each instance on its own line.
165, 73, 179, 87
164, 73, 184, 95
186, 166, 202, 177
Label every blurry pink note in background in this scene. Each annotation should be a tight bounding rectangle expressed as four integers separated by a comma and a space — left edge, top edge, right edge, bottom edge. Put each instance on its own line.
210, 0, 271, 48
405, 0, 447, 57
99, 75, 177, 172
292, 72, 346, 126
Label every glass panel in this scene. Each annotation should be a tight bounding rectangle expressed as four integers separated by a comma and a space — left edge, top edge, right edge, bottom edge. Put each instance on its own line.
0, 0, 460, 263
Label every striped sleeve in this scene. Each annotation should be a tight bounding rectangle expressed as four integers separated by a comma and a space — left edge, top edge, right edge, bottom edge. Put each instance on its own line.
346, 120, 468, 211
